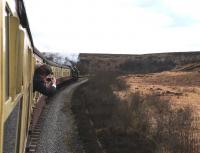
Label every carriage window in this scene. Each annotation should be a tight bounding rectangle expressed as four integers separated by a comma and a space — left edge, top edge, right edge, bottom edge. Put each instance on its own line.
28, 48, 32, 82
16, 98, 23, 152
16, 30, 24, 94
26, 86, 31, 136
5, 6, 11, 100
3, 100, 22, 153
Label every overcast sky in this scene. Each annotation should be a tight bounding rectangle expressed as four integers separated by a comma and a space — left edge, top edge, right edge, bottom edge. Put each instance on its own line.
24, 0, 200, 55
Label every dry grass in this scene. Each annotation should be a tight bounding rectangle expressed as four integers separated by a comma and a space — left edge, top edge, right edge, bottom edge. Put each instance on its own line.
119, 71, 200, 114
72, 71, 199, 153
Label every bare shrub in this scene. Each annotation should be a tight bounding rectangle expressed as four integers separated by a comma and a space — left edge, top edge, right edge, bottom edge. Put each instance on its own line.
72, 72, 198, 153
113, 78, 129, 91
110, 92, 197, 153
119, 59, 176, 74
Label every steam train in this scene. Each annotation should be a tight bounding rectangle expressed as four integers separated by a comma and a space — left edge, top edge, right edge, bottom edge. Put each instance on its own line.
0, 0, 79, 153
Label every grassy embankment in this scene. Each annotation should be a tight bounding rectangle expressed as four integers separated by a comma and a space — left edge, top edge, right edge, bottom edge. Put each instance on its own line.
71, 72, 197, 153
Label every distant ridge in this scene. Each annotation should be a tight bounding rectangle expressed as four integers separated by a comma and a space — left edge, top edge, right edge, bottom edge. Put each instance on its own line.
78, 52, 200, 74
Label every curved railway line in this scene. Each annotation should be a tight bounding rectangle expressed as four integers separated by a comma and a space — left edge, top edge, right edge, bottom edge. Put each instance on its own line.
30, 79, 87, 153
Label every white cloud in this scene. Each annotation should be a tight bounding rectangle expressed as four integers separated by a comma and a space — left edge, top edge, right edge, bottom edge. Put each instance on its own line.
163, 0, 200, 20
24, 0, 200, 54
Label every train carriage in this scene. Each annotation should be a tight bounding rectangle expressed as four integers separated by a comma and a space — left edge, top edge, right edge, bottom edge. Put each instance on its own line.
0, 0, 79, 153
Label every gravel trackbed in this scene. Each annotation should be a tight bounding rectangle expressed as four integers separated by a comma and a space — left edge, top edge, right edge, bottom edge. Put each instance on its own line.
36, 79, 87, 153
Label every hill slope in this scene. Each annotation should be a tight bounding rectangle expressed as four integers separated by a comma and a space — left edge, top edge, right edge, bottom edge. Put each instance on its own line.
78, 52, 200, 74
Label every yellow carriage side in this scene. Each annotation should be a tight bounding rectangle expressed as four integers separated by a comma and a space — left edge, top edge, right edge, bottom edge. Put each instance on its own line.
0, 0, 34, 152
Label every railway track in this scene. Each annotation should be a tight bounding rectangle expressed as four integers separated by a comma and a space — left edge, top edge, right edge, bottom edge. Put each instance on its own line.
26, 79, 87, 153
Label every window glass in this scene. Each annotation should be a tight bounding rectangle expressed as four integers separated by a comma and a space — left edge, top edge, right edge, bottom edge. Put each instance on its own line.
16, 30, 24, 94
5, 6, 11, 100
26, 86, 31, 136
3, 100, 22, 153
